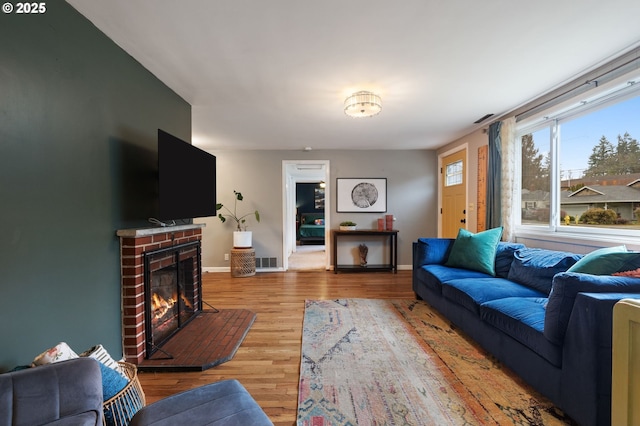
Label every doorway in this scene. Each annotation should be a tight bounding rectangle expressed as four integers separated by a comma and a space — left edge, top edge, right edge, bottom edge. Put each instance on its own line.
282, 160, 330, 271
440, 148, 467, 238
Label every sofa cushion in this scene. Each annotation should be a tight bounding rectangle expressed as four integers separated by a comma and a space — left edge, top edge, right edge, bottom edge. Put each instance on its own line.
507, 248, 582, 295
567, 246, 640, 275
495, 242, 526, 278
445, 227, 503, 276
442, 278, 546, 315
544, 272, 640, 345
416, 264, 493, 293
414, 238, 454, 266
414, 238, 521, 278
480, 297, 561, 366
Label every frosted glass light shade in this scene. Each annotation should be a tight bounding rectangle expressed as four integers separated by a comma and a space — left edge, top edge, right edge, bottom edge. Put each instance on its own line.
344, 91, 382, 118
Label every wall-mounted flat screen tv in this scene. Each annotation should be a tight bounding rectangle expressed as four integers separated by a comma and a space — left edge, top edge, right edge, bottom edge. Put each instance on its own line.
158, 129, 216, 221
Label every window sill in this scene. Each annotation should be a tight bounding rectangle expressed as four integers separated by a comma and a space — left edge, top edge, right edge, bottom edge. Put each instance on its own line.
515, 226, 640, 252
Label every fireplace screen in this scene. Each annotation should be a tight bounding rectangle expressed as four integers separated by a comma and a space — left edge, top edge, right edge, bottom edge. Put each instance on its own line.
143, 241, 202, 357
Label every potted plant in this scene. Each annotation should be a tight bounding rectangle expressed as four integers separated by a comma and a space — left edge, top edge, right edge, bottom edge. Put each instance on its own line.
216, 190, 260, 248
339, 221, 357, 231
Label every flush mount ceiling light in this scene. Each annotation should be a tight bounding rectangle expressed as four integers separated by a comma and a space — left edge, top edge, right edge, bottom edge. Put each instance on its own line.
344, 91, 382, 118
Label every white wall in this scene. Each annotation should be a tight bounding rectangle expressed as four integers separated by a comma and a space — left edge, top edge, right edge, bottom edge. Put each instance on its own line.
199, 149, 438, 270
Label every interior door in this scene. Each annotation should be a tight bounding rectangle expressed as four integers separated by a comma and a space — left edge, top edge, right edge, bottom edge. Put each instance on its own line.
441, 149, 467, 238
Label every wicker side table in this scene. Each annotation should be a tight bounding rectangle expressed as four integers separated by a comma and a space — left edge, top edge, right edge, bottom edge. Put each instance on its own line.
230, 248, 256, 277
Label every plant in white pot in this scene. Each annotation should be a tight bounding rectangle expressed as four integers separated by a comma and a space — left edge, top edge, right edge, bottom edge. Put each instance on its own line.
216, 190, 260, 248
339, 221, 357, 231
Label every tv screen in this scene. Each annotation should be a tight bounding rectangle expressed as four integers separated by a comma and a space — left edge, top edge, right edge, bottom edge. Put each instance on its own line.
158, 129, 216, 221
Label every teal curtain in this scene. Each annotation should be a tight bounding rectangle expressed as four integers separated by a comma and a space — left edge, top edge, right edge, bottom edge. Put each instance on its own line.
486, 121, 502, 229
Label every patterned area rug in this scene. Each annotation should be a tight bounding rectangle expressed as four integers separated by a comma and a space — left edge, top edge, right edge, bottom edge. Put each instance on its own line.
297, 299, 574, 425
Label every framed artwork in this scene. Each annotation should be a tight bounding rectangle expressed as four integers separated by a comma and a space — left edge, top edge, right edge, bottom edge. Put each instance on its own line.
314, 187, 325, 210
336, 178, 387, 213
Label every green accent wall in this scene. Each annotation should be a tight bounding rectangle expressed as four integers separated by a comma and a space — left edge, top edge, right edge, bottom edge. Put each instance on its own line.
0, 3, 191, 370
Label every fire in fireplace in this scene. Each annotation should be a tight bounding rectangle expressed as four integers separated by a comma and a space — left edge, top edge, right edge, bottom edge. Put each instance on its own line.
143, 241, 202, 357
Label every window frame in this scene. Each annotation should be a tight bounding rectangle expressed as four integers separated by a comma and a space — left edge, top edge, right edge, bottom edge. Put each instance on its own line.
445, 159, 463, 187
515, 78, 640, 243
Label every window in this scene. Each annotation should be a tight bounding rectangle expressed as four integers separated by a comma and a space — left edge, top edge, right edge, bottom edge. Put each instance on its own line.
445, 160, 463, 186
521, 128, 551, 224
517, 85, 640, 236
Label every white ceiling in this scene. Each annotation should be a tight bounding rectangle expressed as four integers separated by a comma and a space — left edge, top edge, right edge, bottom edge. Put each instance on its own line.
67, 0, 640, 151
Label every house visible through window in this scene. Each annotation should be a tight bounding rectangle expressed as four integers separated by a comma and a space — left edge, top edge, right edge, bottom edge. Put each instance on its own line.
518, 88, 640, 234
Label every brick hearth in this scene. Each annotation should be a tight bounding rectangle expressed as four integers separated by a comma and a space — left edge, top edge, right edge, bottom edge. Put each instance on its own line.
116, 224, 204, 364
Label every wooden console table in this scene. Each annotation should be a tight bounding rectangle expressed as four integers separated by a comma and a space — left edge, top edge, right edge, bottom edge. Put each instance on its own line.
333, 229, 398, 273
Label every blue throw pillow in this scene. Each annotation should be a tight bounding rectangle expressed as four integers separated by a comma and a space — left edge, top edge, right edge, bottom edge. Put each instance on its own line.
567, 246, 640, 275
444, 227, 503, 276
494, 242, 526, 278
98, 360, 129, 401
415, 238, 455, 266
99, 361, 131, 426
507, 248, 582, 294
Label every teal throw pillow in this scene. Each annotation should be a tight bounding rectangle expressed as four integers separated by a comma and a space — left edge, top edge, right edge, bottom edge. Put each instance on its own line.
445, 227, 503, 276
567, 245, 640, 275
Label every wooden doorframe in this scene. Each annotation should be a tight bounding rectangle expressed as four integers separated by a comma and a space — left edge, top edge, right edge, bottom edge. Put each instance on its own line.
438, 144, 468, 238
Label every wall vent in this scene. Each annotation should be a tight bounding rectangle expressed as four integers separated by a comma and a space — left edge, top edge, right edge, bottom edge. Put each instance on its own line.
473, 113, 494, 124
256, 257, 278, 268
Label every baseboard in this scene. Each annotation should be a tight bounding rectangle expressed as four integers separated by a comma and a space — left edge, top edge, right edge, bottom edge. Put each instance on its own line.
257, 267, 286, 272
203, 265, 410, 273
202, 267, 228, 273
202, 266, 286, 273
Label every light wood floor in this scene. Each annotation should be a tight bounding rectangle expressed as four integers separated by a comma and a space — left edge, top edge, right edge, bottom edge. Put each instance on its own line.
137, 270, 415, 426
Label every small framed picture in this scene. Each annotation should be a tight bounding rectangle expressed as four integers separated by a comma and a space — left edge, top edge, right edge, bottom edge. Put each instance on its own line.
314, 187, 325, 210
336, 178, 387, 213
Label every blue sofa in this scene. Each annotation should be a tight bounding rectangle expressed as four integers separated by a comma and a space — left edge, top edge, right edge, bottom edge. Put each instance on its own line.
412, 237, 640, 426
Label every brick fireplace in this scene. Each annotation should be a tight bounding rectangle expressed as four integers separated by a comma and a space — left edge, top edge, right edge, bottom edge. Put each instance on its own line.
116, 224, 204, 364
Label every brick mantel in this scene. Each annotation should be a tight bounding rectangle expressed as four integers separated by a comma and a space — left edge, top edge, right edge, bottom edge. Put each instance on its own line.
116, 224, 205, 364
116, 223, 205, 239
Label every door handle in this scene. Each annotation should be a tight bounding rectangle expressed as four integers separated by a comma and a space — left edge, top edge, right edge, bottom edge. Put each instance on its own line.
460, 218, 466, 224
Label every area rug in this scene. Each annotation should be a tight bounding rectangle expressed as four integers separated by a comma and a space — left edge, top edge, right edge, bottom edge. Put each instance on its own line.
297, 299, 574, 425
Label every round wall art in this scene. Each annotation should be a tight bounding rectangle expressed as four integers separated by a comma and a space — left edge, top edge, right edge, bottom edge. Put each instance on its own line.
351, 182, 378, 208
